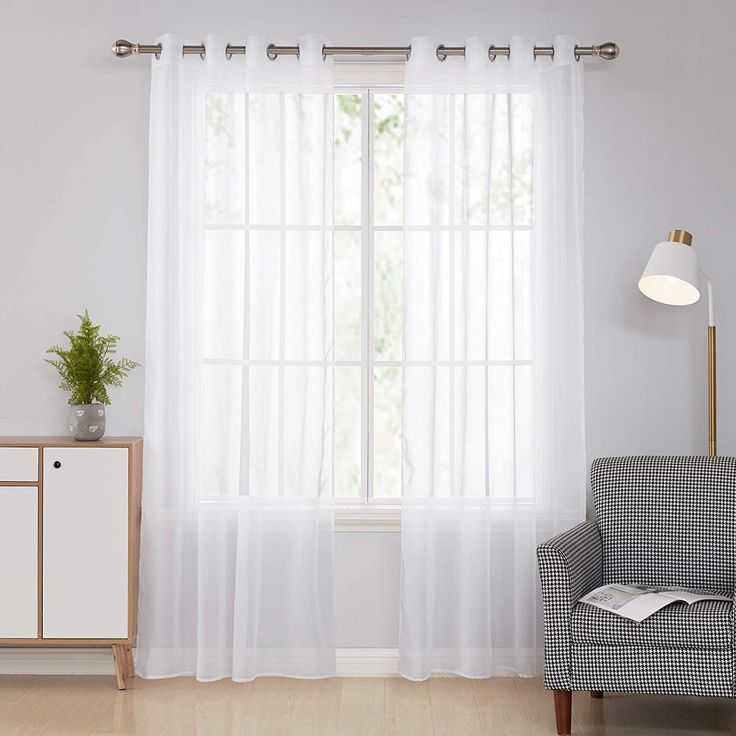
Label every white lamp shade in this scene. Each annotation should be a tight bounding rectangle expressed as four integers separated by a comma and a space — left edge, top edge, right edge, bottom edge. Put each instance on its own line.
638, 241, 700, 306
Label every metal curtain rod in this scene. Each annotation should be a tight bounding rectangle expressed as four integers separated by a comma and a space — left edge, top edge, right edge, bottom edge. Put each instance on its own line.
112, 39, 620, 62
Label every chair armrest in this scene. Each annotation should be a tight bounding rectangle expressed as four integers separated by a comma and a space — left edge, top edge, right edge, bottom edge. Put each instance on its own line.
537, 521, 603, 690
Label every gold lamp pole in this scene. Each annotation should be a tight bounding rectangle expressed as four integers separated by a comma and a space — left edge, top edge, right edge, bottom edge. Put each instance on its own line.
708, 312, 717, 457
638, 230, 717, 457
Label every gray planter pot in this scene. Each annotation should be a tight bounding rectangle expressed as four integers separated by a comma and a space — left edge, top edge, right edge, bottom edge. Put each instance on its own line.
69, 404, 106, 441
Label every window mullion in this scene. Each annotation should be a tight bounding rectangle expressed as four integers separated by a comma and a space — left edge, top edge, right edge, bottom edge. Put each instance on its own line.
361, 89, 374, 503
278, 94, 287, 498
240, 92, 251, 498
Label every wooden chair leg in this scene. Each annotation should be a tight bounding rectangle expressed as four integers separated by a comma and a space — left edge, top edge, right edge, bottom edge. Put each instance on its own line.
124, 646, 135, 679
112, 644, 127, 690
553, 690, 572, 735
591, 690, 603, 698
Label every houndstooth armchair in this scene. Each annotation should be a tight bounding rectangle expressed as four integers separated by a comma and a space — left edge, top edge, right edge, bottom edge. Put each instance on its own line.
537, 456, 736, 735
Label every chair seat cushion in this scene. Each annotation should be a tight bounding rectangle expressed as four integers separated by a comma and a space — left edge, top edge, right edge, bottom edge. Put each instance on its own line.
571, 596, 733, 650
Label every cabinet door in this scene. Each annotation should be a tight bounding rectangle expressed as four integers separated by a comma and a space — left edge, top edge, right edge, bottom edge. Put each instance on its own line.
43, 448, 128, 639
0, 487, 38, 638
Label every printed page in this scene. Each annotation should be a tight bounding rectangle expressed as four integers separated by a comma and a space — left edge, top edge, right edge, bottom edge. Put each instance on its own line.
579, 584, 674, 623
658, 589, 732, 605
579, 584, 643, 611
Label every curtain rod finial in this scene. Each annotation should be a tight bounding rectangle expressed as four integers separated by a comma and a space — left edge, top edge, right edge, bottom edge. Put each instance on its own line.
112, 39, 137, 58
593, 42, 619, 60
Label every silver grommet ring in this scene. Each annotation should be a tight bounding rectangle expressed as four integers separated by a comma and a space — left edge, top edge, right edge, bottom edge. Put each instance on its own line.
225, 43, 233, 60
574, 44, 581, 62
266, 43, 278, 61
488, 44, 497, 62
436, 45, 447, 62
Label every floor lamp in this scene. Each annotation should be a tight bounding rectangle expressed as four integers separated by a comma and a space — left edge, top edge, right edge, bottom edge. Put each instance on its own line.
638, 229, 716, 457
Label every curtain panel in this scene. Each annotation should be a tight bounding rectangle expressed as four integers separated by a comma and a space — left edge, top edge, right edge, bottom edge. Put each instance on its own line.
399, 36, 586, 680
137, 34, 337, 681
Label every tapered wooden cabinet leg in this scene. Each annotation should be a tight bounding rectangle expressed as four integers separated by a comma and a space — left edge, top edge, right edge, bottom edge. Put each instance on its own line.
124, 646, 135, 679
112, 644, 127, 690
553, 690, 572, 735
591, 690, 603, 698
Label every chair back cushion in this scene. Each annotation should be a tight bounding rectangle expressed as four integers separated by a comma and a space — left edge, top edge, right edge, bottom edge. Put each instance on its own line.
591, 456, 736, 591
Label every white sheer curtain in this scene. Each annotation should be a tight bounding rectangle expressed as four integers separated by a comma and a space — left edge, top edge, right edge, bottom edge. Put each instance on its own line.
399, 36, 586, 680
137, 34, 336, 681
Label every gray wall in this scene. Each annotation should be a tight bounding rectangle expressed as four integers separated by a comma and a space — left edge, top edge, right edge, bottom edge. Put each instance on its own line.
2, 0, 734, 648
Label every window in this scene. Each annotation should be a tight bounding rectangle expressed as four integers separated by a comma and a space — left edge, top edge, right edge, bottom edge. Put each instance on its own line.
201, 66, 533, 505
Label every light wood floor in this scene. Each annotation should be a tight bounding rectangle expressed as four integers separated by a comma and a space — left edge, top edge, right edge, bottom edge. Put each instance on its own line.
3, 674, 736, 735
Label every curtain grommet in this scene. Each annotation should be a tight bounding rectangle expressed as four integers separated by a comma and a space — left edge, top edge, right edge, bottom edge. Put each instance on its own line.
574, 44, 581, 62
488, 44, 497, 62
267, 43, 278, 61
321, 43, 327, 61
436, 44, 448, 62
225, 43, 233, 60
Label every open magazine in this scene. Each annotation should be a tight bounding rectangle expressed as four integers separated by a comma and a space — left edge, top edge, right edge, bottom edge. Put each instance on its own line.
579, 584, 731, 623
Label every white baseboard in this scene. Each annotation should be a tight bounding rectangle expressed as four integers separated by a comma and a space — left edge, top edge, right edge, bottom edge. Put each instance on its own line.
0, 647, 538, 678
337, 648, 399, 677
0, 648, 400, 677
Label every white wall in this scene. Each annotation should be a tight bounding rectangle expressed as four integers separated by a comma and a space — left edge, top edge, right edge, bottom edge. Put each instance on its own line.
2, 0, 734, 648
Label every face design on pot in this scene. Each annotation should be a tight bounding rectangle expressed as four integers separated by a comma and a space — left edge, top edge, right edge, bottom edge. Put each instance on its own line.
68, 405, 106, 441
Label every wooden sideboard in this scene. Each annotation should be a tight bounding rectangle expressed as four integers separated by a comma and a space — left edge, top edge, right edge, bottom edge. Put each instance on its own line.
0, 437, 142, 689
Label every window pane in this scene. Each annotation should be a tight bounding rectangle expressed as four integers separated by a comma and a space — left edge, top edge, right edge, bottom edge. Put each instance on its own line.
373, 366, 402, 499
515, 364, 533, 498
513, 230, 532, 361
249, 93, 282, 225
249, 230, 281, 361
487, 231, 514, 361
374, 231, 403, 361
402, 366, 450, 497
373, 93, 404, 226
452, 230, 489, 362
453, 94, 493, 226
335, 231, 361, 362
403, 93, 450, 227
201, 364, 242, 496
489, 94, 511, 226
205, 93, 246, 224
452, 366, 487, 496
249, 365, 279, 494
335, 366, 361, 498
202, 230, 245, 360
511, 94, 534, 226
285, 93, 333, 227
284, 230, 333, 361
335, 93, 362, 226
403, 231, 450, 362
488, 365, 514, 497
283, 366, 333, 496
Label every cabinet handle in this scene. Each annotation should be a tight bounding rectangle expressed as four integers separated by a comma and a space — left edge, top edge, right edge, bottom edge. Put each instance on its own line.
53, 461, 61, 469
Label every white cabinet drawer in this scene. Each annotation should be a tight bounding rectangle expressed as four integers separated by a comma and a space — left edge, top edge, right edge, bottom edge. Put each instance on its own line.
0, 448, 38, 482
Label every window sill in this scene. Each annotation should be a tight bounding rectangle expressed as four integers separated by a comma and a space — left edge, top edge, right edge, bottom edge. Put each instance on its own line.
335, 504, 401, 532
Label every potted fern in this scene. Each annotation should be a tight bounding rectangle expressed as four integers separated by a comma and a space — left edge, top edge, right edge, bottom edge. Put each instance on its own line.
46, 311, 140, 441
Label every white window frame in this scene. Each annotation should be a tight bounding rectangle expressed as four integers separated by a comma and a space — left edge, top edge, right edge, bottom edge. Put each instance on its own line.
334, 62, 404, 530
202, 63, 539, 531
